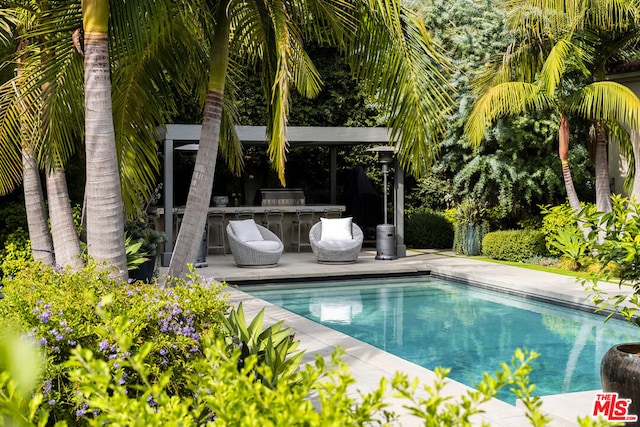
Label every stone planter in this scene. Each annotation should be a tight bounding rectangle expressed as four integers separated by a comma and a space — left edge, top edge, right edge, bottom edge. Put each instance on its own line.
601, 343, 640, 426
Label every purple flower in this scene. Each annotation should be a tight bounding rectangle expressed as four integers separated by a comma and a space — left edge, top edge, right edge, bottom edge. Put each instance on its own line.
76, 404, 89, 418
147, 395, 157, 407
159, 348, 167, 356
48, 399, 56, 406
43, 379, 52, 395
39, 310, 52, 323
98, 340, 109, 352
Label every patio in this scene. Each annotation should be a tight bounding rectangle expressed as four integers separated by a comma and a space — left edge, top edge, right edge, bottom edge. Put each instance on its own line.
160, 249, 604, 426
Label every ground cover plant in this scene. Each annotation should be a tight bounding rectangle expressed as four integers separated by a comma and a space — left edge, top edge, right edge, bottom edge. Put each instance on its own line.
0, 262, 228, 424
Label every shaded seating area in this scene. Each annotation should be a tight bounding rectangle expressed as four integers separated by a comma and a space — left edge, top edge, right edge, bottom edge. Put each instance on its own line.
309, 217, 364, 263
227, 220, 284, 267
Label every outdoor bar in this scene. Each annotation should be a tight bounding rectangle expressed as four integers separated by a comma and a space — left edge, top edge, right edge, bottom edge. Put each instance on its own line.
158, 124, 406, 266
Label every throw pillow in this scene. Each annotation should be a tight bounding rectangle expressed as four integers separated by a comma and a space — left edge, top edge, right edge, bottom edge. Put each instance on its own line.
320, 217, 353, 241
230, 219, 264, 242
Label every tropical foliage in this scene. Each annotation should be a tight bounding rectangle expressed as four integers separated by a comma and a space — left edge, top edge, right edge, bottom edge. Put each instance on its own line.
0, 259, 611, 426
464, 0, 640, 215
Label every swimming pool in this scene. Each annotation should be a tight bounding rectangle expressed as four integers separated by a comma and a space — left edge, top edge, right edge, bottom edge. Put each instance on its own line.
242, 276, 640, 404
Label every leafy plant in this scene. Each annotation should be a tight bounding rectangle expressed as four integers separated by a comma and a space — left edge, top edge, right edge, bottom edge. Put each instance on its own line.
0, 261, 228, 424
125, 185, 166, 258
580, 196, 640, 326
223, 303, 304, 389
453, 197, 489, 255
540, 203, 595, 255
0, 228, 33, 278
124, 234, 148, 271
549, 228, 591, 271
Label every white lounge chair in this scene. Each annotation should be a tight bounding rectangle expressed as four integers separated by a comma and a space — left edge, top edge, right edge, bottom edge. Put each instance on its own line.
227, 220, 284, 267
309, 218, 363, 263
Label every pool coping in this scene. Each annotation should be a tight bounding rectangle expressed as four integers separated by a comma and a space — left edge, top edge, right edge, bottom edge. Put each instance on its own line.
211, 250, 633, 426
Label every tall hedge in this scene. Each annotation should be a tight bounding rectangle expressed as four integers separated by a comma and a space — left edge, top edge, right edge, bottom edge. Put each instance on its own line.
405, 210, 454, 249
482, 230, 548, 262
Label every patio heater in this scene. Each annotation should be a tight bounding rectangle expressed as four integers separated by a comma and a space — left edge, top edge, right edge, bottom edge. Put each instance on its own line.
368, 146, 397, 260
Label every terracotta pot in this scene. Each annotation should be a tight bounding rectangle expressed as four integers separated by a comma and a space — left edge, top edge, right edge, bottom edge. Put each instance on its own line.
601, 343, 640, 426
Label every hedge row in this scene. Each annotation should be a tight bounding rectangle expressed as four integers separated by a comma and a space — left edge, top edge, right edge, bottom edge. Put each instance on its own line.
482, 229, 548, 262
405, 210, 454, 249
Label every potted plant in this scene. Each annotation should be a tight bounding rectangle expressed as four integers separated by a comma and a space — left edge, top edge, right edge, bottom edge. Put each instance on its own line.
453, 197, 488, 256
578, 195, 640, 425
126, 186, 167, 282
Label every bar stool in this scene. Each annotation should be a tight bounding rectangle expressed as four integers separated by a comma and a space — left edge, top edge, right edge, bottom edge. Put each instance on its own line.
207, 210, 226, 254
291, 209, 314, 252
234, 209, 255, 221
262, 209, 284, 242
174, 210, 184, 234
323, 208, 342, 219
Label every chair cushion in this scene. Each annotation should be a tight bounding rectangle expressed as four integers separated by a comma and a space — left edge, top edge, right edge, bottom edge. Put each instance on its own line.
230, 220, 263, 242
315, 239, 358, 250
244, 240, 281, 251
320, 217, 353, 241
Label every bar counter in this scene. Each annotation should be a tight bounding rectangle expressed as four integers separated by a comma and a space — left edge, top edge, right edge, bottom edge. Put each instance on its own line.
156, 205, 346, 265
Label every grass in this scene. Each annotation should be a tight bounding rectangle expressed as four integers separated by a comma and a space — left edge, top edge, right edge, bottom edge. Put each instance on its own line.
413, 249, 589, 279
474, 256, 588, 279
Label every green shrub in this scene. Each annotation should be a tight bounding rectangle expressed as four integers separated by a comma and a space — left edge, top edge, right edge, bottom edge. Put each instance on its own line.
0, 201, 27, 249
0, 261, 228, 424
540, 202, 595, 255
0, 228, 33, 278
482, 230, 548, 262
405, 210, 454, 249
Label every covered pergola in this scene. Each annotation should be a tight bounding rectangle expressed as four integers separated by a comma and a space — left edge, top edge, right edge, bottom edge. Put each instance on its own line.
159, 124, 407, 264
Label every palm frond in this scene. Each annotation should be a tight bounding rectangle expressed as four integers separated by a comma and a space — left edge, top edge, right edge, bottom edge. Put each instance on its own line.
0, 80, 24, 194
347, 2, 454, 177
537, 36, 590, 97
566, 81, 640, 129
465, 82, 551, 147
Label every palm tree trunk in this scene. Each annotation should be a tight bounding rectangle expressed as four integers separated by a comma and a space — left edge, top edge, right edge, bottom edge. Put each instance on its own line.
22, 148, 55, 265
559, 114, 581, 211
594, 122, 612, 212
46, 166, 82, 268
83, 2, 127, 276
168, 6, 230, 279
16, 38, 54, 265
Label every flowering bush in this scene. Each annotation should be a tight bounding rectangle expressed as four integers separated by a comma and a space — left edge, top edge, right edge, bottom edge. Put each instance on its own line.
0, 261, 228, 424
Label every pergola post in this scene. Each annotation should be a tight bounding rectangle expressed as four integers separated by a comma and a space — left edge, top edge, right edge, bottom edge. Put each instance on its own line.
330, 147, 337, 204
394, 160, 406, 257
161, 138, 174, 267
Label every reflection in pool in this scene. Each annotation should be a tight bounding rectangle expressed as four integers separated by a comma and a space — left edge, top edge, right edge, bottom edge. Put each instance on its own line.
242, 277, 640, 404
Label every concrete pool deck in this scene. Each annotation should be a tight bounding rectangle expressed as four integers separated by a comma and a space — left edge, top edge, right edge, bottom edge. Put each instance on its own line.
162, 249, 634, 426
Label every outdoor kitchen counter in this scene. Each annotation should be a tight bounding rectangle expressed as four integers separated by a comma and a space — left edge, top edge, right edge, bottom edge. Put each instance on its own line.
155, 205, 346, 262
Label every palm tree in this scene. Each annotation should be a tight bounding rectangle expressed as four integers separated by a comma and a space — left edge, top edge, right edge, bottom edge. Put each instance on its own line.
1, 0, 188, 272
167, 0, 454, 279
465, 0, 640, 212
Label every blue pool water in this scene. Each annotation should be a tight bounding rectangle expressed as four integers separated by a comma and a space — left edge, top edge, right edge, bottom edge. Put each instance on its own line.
242, 276, 640, 404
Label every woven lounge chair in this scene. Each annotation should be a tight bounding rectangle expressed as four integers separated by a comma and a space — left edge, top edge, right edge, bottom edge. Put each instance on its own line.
309, 218, 363, 263
227, 220, 284, 267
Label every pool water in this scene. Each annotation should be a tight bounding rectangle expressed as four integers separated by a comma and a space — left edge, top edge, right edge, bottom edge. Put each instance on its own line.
242, 276, 640, 404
